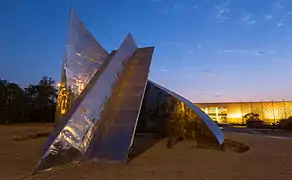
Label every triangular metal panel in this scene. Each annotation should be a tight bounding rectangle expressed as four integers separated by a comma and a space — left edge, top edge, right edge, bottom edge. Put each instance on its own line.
64, 8, 109, 97
55, 8, 109, 123
87, 47, 154, 162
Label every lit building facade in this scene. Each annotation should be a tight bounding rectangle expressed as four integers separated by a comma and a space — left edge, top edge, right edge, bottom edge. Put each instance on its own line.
195, 101, 292, 125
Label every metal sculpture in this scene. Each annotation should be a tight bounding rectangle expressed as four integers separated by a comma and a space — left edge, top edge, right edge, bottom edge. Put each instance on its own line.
34, 8, 224, 173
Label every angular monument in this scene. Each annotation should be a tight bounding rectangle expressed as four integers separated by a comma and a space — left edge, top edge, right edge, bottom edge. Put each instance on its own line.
34, 8, 224, 173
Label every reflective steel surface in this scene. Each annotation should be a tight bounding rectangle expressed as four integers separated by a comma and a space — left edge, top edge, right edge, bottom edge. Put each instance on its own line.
87, 47, 154, 162
148, 80, 224, 145
55, 8, 109, 123
46, 6, 111, 152
35, 34, 138, 172
43, 51, 117, 155
64, 8, 109, 98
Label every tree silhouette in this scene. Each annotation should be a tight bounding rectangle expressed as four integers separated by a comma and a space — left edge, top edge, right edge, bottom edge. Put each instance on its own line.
0, 76, 58, 124
243, 113, 260, 122
0, 79, 26, 123
25, 76, 58, 122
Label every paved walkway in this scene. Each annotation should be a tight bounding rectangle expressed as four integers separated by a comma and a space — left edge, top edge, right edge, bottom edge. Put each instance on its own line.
223, 126, 292, 140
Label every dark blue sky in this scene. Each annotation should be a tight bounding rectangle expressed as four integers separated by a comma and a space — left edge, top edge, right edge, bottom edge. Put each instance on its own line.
1, 0, 292, 102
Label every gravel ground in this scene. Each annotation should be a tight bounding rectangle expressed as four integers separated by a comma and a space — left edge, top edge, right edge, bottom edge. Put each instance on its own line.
1, 124, 292, 180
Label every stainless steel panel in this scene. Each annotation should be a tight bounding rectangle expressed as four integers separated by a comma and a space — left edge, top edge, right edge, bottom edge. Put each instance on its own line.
64, 8, 109, 97
55, 8, 109, 123
148, 80, 224, 145
87, 47, 154, 162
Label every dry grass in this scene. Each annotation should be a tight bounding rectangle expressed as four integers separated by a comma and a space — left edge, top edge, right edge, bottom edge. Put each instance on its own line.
1, 124, 292, 180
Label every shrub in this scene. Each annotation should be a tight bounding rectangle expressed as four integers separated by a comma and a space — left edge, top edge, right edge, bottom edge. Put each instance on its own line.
278, 117, 292, 131
243, 113, 265, 128
246, 119, 265, 128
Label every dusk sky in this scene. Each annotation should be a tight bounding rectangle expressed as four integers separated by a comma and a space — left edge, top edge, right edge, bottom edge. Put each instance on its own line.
1, 0, 292, 102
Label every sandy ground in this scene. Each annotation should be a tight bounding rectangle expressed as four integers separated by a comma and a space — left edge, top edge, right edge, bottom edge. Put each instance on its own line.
1, 124, 292, 180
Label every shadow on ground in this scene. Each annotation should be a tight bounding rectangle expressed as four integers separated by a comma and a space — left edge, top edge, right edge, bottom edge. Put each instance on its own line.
128, 133, 164, 161
196, 138, 250, 153
222, 139, 250, 153
128, 133, 250, 163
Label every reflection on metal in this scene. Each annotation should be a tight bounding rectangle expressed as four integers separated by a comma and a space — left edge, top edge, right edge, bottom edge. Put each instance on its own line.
88, 47, 154, 162
56, 88, 69, 115
136, 81, 224, 145
55, 8, 109, 123
64, 8, 109, 97
35, 33, 140, 172
35, 7, 224, 173
147, 81, 224, 145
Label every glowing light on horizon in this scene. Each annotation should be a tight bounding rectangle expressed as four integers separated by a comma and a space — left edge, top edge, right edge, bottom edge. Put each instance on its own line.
227, 113, 242, 119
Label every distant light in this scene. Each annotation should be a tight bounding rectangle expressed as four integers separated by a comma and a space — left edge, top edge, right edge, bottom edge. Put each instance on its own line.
76, 52, 81, 56
227, 113, 242, 119
57, 83, 61, 87
61, 109, 66, 114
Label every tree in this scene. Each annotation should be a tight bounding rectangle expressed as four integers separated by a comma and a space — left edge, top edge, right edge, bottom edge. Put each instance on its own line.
0, 79, 26, 123
165, 99, 187, 148
278, 117, 292, 131
24, 76, 58, 122
0, 76, 58, 123
243, 113, 265, 128
243, 113, 260, 122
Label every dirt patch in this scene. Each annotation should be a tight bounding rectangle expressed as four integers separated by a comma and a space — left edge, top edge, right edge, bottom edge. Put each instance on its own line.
192, 137, 250, 153
253, 129, 292, 137
222, 139, 250, 153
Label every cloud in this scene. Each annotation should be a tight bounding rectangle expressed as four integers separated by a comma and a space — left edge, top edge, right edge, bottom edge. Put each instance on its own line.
274, 2, 284, 10
217, 49, 234, 53
214, 93, 224, 98
253, 49, 275, 56
158, 9, 167, 15
241, 13, 256, 25
189, 44, 202, 54
253, 49, 266, 56
264, 14, 273, 21
252, 49, 275, 56
157, 67, 170, 72
192, 4, 198, 9
202, 70, 217, 76
216, 48, 275, 56
200, 92, 224, 98
214, 1, 230, 23
237, 49, 249, 54
275, 9, 291, 27
216, 49, 247, 54
173, 3, 184, 9
152, 0, 185, 14
276, 19, 284, 27
270, 57, 282, 63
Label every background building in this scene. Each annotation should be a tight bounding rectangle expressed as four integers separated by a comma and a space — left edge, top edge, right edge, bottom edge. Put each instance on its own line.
195, 100, 292, 125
